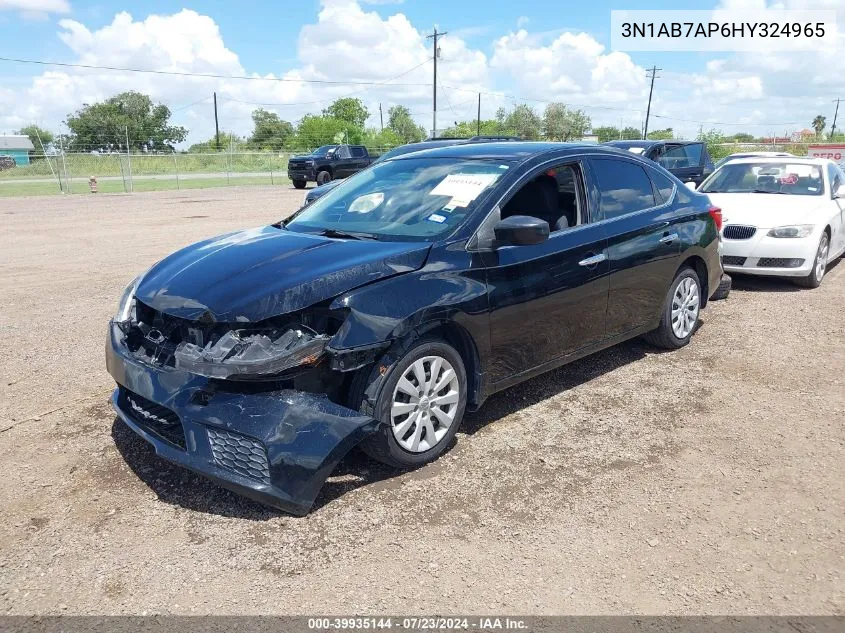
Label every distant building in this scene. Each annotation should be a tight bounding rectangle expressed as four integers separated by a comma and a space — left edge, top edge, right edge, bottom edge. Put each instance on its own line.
0, 135, 35, 165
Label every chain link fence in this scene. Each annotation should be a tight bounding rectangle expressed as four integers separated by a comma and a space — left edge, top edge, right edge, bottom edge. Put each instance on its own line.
0, 149, 396, 197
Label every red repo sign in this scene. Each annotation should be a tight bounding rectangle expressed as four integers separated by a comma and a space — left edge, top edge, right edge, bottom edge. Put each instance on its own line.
808, 144, 845, 161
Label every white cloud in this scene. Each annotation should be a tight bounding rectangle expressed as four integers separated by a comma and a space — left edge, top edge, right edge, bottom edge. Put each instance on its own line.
2, 0, 843, 145
0, 0, 69, 19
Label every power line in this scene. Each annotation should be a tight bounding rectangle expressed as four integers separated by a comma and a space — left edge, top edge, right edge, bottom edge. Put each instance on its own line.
0, 55, 432, 87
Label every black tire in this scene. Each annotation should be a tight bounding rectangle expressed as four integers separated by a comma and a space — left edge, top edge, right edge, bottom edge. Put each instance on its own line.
711, 273, 731, 301
794, 231, 829, 289
292, 179, 306, 190
316, 170, 332, 186
643, 267, 702, 350
353, 339, 467, 469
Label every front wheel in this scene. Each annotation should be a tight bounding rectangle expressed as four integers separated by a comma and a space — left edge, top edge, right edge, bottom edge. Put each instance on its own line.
292, 179, 306, 190
355, 340, 467, 469
644, 267, 701, 350
795, 232, 829, 289
316, 170, 332, 186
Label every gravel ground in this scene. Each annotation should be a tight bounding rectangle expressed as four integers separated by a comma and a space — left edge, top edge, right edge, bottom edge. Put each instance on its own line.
0, 186, 843, 615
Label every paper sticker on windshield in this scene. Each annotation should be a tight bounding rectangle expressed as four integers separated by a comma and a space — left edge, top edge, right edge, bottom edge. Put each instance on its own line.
427, 213, 447, 224
627, 147, 645, 154
430, 173, 499, 207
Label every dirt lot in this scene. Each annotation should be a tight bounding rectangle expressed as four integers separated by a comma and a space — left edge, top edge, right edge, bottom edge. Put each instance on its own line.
1, 186, 843, 615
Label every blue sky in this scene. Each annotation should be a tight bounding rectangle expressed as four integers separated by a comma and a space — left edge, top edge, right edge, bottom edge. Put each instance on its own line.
1, 0, 842, 144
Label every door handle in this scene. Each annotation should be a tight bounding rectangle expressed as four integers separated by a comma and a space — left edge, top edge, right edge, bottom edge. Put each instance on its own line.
578, 253, 607, 267
659, 232, 679, 244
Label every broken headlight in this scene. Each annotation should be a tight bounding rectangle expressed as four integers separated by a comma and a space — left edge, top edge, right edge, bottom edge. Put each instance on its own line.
173, 327, 329, 379
114, 276, 140, 325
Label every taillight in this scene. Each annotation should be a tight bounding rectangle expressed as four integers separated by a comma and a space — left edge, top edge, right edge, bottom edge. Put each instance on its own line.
708, 206, 723, 232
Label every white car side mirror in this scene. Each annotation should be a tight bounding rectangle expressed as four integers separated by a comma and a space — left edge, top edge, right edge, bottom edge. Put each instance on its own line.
685, 181, 697, 191
835, 184, 845, 199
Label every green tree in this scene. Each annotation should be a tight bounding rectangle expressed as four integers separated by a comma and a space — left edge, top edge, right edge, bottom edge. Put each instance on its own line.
621, 126, 642, 140
503, 104, 542, 140
386, 105, 426, 143
646, 128, 674, 140
17, 124, 54, 154
542, 103, 591, 141
593, 126, 621, 142
323, 98, 370, 129
362, 128, 404, 151
65, 91, 187, 152
247, 109, 294, 150
440, 119, 502, 138
696, 128, 732, 161
725, 132, 756, 143
812, 115, 826, 137
187, 132, 242, 153
292, 115, 362, 150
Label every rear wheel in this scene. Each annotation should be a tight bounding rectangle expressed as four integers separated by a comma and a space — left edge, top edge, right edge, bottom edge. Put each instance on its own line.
316, 170, 332, 186
293, 179, 306, 190
795, 232, 829, 289
644, 267, 701, 350
354, 340, 467, 469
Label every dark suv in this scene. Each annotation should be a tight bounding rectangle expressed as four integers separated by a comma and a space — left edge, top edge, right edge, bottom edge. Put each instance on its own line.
107, 142, 723, 515
604, 140, 715, 186
287, 144, 373, 188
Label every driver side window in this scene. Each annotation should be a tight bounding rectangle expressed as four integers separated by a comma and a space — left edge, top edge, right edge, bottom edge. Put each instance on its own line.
500, 163, 585, 233
337, 146, 351, 159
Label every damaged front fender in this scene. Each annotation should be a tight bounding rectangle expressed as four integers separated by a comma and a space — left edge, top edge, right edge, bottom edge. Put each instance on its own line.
107, 324, 383, 515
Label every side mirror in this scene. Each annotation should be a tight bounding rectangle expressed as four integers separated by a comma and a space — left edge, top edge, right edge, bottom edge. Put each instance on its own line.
494, 215, 549, 246
685, 181, 697, 190
835, 184, 845, 199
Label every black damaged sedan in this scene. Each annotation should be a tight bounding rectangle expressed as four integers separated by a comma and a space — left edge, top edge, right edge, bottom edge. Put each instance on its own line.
106, 142, 723, 514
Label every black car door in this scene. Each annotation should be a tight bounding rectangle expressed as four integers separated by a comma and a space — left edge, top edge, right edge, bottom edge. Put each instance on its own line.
480, 159, 609, 384
656, 143, 707, 185
586, 157, 682, 339
350, 146, 369, 172
334, 145, 354, 178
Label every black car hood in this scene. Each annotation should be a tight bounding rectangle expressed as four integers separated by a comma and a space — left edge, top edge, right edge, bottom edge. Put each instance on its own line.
136, 226, 431, 322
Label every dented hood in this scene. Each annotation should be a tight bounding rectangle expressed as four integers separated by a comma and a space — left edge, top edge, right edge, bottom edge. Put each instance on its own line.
136, 226, 430, 322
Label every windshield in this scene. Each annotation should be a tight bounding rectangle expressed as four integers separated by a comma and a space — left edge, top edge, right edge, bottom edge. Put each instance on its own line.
285, 157, 509, 241
311, 145, 337, 157
700, 162, 825, 196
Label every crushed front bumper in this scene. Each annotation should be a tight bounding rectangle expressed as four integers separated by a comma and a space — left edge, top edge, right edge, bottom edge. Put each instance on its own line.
105, 322, 382, 515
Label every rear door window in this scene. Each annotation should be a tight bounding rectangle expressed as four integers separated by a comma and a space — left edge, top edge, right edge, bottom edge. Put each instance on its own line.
591, 158, 656, 220
351, 146, 366, 158
647, 166, 676, 203
659, 144, 703, 169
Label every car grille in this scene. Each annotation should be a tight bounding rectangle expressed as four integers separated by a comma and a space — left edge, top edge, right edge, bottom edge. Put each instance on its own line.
119, 388, 186, 449
722, 256, 747, 266
757, 257, 805, 268
288, 160, 307, 170
723, 225, 757, 240
206, 427, 271, 484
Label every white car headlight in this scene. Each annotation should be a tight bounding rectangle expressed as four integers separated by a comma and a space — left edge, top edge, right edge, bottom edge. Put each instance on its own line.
115, 276, 140, 323
767, 225, 814, 238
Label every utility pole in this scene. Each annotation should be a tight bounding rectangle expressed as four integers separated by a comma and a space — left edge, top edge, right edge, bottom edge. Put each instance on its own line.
426, 27, 447, 138
477, 93, 481, 136
643, 65, 661, 140
831, 98, 841, 141
379, 103, 384, 132
213, 91, 220, 151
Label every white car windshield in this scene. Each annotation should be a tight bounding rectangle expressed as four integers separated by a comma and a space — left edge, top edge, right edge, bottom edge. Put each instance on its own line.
700, 162, 825, 196
285, 157, 509, 241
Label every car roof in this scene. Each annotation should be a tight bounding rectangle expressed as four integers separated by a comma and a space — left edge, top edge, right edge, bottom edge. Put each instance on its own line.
605, 139, 699, 148
390, 141, 607, 161
722, 156, 830, 165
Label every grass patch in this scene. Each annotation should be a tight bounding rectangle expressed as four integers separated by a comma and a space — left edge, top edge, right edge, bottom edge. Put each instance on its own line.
0, 175, 290, 197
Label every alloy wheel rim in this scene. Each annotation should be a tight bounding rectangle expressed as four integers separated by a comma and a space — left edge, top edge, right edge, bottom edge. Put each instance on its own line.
390, 355, 460, 453
816, 235, 829, 281
671, 277, 700, 339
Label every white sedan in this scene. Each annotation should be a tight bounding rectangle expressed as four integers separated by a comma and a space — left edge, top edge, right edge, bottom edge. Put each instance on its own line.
698, 157, 845, 288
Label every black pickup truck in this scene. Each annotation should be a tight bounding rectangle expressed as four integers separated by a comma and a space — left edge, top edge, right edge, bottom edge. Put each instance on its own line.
287, 144, 374, 189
